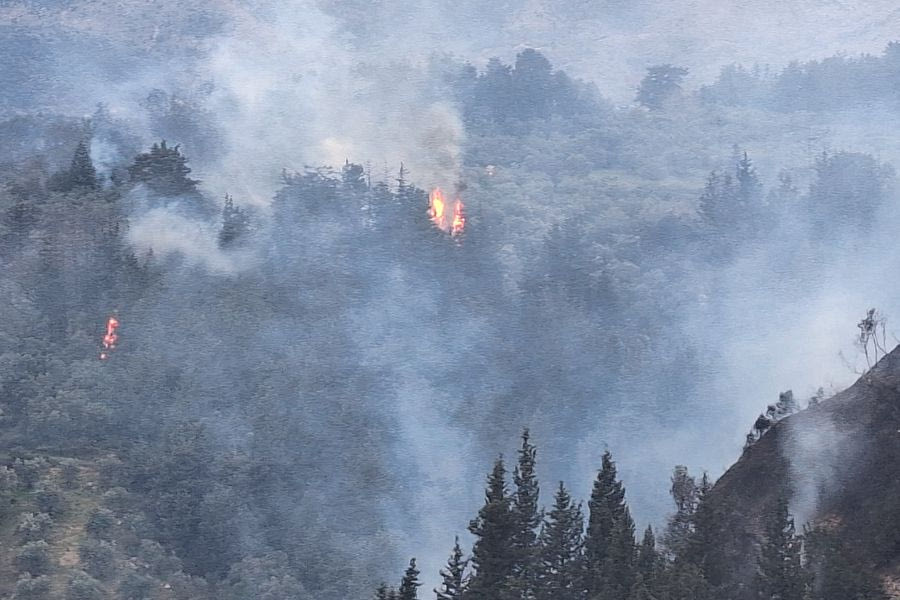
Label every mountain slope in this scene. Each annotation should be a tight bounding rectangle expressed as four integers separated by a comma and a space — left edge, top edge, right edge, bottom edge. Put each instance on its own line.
705, 344, 900, 594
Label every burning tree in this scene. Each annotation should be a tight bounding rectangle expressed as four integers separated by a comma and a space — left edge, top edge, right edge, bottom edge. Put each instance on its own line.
856, 308, 887, 369
429, 188, 466, 237
99, 315, 120, 360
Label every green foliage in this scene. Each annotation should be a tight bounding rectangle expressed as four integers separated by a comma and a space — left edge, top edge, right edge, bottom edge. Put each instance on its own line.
398, 558, 420, 600
12, 574, 52, 600
79, 538, 117, 580
16, 512, 54, 543
804, 528, 887, 600
752, 495, 806, 600
223, 552, 311, 600
116, 571, 156, 600
536, 482, 584, 600
85, 507, 117, 540
65, 570, 106, 600
127, 140, 198, 196
35, 484, 66, 516
467, 458, 515, 600
15, 540, 52, 575
435, 537, 468, 600
509, 429, 542, 596
637, 65, 689, 110
219, 194, 251, 248
584, 451, 636, 598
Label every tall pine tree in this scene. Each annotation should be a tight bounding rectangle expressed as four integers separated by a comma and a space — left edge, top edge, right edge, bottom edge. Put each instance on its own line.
467, 458, 516, 600
510, 429, 542, 598
753, 495, 805, 600
584, 451, 635, 598
399, 558, 421, 600
435, 537, 467, 600
536, 482, 584, 600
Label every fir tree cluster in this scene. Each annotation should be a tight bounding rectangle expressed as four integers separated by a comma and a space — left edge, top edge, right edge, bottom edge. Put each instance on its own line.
378, 431, 887, 600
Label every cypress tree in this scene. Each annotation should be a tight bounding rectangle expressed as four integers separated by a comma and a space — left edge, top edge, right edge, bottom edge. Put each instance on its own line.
435, 537, 468, 600
536, 482, 584, 600
510, 429, 541, 598
399, 558, 421, 600
467, 457, 515, 600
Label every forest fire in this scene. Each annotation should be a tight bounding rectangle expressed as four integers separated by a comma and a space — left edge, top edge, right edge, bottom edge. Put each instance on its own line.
99, 315, 119, 360
429, 188, 447, 229
429, 188, 466, 237
451, 199, 466, 236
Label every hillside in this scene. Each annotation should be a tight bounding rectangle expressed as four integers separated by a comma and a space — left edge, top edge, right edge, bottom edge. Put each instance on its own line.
705, 345, 900, 596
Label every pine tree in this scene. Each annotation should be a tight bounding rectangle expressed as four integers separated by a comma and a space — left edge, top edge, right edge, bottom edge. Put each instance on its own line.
510, 429, 542, 598
753, 495, 805, 600
584, 451, 634, 598
435, 537, 468, 600
69, 141, 98, 189
636, 526, 659, 584
128, 140, 199, 196
467, 458, 515, 600
399, 558, 421, 600
602, 508, 637, 600
662, 466, 698, 560
219, 194, 251, 248
628, 573, 656, 600
376, 583, 391, 600
536, 482, 584, 600
805, 528, 887, 600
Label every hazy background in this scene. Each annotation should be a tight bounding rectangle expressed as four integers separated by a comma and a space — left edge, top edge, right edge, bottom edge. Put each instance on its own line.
3, 0, 900, 594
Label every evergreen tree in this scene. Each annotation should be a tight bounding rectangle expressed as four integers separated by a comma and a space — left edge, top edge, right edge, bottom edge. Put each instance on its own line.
753, 495, 805, 600
602, 508, 637, 599
805, 528, 887, 600
435, 537, 467, 600
49, 140, 99, 192
69, 141, 99, 189
659, 561, 710, 600
219, 194, 251, 248
584, 451, 636, 599
636, 526, 659, 584
736, 151, 762, 206
636, 65, 689, 109
698, 170, 738, 230
510, 429, 542, 597
628, 573, 656, 600
662, 466, 698, 560
399, 558, 421, 600
376, 583, 390, 600
467, 458, 515, 600
128, 140, 199, 196
536, 482, 584, 600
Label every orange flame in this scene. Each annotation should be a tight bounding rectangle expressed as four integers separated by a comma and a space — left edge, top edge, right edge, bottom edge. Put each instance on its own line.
451, 200, 466, 236
100, 316, 119, 360
429, 188, 446, 229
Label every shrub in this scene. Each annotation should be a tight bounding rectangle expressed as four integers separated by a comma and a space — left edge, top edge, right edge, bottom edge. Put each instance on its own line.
12, 574, 52, 600
35, 485, 66, 516
16, 512, 54, 543
78, 539, 116, 580
85, 508, 116, 540
15, 540, 52, 575
66, 570, 106, 600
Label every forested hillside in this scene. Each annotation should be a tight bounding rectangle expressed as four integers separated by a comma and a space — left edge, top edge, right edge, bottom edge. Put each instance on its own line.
3, 18, 900, 599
